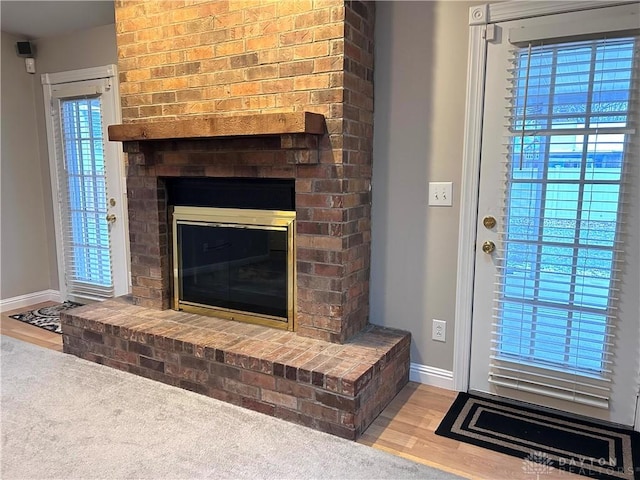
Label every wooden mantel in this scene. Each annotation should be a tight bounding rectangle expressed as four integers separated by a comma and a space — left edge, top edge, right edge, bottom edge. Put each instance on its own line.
108, 111, 325, 165
108, 111, 326, 142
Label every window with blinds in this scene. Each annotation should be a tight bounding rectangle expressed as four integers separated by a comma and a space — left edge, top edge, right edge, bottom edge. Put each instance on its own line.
57, 96, 114, 298
489, 37, 638, 408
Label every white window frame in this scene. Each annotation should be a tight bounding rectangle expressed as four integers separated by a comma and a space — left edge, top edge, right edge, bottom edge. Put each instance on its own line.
453, 1, 640, 430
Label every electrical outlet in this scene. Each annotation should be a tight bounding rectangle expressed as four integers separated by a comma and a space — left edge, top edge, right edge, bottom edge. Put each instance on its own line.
428, 182, 453, 206
432, 319, 446, 342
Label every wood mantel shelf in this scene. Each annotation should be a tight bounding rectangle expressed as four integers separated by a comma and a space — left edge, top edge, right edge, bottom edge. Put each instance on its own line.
108, 112, 325, 165
108, 111, 325, 141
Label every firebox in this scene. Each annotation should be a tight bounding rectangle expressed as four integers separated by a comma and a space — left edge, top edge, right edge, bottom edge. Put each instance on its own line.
167, 177, 297, 330
172, 206, 295, 330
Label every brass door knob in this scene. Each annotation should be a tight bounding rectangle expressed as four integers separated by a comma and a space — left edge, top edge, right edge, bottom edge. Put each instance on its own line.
106, 213, 117, 223
482, 240, 495, 254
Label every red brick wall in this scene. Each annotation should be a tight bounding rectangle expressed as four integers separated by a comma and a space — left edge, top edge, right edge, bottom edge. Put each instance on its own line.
115, 0, 347, 122
114, 0, 375, 343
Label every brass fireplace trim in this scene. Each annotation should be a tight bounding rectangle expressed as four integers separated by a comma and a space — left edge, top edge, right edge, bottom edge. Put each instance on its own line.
171, 206, 296, 331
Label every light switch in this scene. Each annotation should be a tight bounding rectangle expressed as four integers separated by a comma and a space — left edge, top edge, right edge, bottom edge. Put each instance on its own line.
428, 182, 453, 206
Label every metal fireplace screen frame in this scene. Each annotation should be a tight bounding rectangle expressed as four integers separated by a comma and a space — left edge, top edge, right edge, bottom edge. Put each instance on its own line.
172, 206, 296, 331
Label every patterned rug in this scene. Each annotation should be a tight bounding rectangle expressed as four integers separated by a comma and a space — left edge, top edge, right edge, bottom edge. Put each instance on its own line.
436, 392, 640, 480
8, 301, 82, 334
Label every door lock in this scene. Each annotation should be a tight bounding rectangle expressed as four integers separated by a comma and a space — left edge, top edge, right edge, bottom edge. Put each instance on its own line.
482, 240, 495, 254
482, 216, 497, 229
106, 213, 117, 224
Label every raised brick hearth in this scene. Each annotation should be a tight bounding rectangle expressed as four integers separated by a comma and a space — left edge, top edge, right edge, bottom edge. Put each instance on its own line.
62, 0, 412, 439
61, 298, 410, 439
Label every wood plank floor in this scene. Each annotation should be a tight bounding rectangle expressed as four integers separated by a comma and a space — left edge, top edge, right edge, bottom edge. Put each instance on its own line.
1, 303, 578, 479
1, 302, 63, 352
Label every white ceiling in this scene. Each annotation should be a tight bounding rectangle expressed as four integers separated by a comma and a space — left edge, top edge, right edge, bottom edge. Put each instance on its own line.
1, 1, 115, 40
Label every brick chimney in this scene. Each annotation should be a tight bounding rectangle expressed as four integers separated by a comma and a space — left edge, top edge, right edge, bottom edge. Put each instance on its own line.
113, 0, 375, 344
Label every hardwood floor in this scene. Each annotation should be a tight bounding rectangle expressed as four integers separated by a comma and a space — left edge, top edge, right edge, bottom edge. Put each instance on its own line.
1, 304, 578, 480
1, 302, 63, 352
359, 382, 578, 479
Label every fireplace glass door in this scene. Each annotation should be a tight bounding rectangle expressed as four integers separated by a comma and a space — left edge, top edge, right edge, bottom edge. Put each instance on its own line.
172, 207, 295, 330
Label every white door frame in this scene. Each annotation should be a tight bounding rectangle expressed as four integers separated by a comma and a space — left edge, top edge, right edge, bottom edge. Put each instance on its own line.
41, 64, 130, 301
453, 2, 640, 428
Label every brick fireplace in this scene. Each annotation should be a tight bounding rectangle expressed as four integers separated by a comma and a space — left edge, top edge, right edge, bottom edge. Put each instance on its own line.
61, 0, 411, 439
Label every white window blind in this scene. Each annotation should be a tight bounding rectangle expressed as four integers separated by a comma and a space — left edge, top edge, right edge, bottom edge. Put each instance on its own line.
55, 95, 114, 299
489, 37, 639, 408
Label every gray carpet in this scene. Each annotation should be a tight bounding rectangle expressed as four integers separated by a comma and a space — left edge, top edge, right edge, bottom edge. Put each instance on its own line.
1, 336, 462, 480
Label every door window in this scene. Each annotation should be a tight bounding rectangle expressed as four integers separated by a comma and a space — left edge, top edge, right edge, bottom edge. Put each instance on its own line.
60, 97, 113, 294
493, 38, 636, 405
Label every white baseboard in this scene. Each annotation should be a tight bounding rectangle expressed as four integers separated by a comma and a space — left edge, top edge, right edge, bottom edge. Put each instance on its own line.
0, 290, 61, 312
409, 363, 455, 390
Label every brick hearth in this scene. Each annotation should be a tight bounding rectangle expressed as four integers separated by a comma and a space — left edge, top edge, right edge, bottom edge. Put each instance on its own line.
61, 298, 410, 440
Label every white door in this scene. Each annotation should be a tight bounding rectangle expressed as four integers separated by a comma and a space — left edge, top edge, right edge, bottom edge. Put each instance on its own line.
468, 6, 639, 426
43, 65, 129, 303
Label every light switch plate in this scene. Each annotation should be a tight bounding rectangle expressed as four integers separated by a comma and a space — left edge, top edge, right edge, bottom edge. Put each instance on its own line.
428, 182, 453, 206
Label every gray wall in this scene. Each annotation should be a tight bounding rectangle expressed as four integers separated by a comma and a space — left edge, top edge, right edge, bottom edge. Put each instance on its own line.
1, 24, 117, 302
1, 31, 51, 299
371, 1, 481, 371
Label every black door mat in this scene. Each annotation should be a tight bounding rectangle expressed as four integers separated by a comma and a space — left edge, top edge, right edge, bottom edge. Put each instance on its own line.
436, 392, 640, 479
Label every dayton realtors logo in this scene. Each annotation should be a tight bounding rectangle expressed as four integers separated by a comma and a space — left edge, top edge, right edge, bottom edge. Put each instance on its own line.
522, 451, 554, 479
555, 455, 634, 477
523, 450, 632, 477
